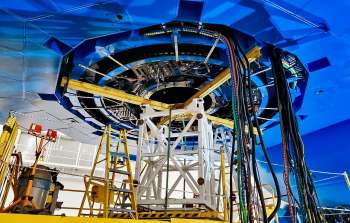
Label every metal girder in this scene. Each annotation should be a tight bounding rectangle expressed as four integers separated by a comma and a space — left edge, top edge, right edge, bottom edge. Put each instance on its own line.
62, 77, 237, 129
60, 47, 261, 128
0, 213, 239, 222
245, 45, 261, 64
112, 210, 225, 220
207, 115, 233, 129
181, 46, 261, 108
159, 113, 234, 129
179, 68, 230, 109
208, 116, 258, 134
61, 77, 172, 111
0, 213, 165, 223
136, 100, 219, 212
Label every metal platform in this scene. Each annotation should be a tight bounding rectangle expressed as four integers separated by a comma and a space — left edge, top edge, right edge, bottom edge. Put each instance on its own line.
111, 210, 224, 220
0, 213, 234, 223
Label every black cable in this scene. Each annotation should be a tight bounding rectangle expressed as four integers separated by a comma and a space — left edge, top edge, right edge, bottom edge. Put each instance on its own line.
232, 36, 283, 222
270, 46, 298, 223
233, 47, 254, 223
233, 43, 266, 223
226, 32, 281, 223
270, 46, 323, 222
222, 34, 247, 222
230, 129, 236, 223
186, 24, 282, 223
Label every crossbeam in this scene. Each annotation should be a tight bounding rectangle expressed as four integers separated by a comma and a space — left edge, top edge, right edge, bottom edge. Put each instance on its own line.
61, 77, 237, 129
61, 77, 172, 111
207, 115, 233, 129
180, 46, 261, 108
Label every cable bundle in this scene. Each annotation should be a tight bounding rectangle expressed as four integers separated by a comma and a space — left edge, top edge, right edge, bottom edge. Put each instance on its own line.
220, 33, 281, 223
269, 46, 323, 223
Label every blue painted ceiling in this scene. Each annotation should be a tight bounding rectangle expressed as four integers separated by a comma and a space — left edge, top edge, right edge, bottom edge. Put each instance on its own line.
0, 0, 350, 206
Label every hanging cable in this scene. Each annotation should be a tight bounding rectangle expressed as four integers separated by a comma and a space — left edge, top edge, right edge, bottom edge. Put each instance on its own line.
269, 45, 323, 223
232, 35, 269, 223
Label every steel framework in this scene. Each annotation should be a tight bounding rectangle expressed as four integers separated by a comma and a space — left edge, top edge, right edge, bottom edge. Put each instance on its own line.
135, 99, 229, 214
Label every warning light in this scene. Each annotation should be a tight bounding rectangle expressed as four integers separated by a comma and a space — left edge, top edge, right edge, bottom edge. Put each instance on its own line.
46, 129, 58, 142
28, 123, 42, 136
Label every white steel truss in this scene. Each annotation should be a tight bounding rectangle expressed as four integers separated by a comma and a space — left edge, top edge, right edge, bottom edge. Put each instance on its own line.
135, 99, 229, 211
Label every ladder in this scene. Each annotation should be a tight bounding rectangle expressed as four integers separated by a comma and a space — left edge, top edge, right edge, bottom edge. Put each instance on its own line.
78, 125, 138, 219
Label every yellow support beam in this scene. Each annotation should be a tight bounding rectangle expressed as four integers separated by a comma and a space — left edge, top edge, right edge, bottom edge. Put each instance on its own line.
62, 47, 260, 129
0, 214, 164, 223
0, 114, 18, 189
207, 115, 233, 129
207, 115, 258, 134
62, 77, 236, 129
159, 113, 233, 128
0, 213, 235, 223
245, 45, 261, 64
62, 78, 261, 131
181, 46, 261, 108
61, 77, 172, 111
179, 68, 230, 109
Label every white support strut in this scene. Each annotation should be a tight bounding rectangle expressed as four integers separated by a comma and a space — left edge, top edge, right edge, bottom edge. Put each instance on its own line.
135, 99, 234, 212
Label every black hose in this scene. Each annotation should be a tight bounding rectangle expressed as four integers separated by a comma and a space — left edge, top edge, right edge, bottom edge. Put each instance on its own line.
233, 38, 281, 222
270, 46, 322, 222
230, 129, 236, 223
233, 42, 268, 223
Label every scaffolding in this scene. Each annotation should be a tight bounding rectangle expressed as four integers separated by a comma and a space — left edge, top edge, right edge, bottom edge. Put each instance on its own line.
78, 126, 138, 219
135, 99, 229, 219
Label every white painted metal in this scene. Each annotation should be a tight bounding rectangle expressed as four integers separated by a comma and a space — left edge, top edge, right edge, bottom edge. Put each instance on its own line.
135, 99, 232, 211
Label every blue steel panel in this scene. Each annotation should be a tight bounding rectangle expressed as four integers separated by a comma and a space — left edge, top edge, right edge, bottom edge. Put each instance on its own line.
177, 0, 204, 21
307, 57, 330, 72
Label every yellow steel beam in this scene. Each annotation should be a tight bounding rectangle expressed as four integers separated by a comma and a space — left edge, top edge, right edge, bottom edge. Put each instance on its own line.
245, 45, 261, 64
61, 77, 171, 111
158, 112, 193, 126
62, 78, 237, 129
0, 214, 165, 223
178, 68, 230, 109
181, 46, 260, 108
62, 47, 260, 127
208, 115, 258, 134
207, 115, 233, 129
0, 115, 18, 190
61, 78, 262, 132
0, 213, 235, 223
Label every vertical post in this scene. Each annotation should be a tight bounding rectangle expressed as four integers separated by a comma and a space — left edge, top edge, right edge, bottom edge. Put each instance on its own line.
164, 108, 172, 211
197, 113, 205, 201
220, 146, 228, 221
135, 121, 144, 183
103, 125, 111, 218
122, 129, 138, 219
0, 115, 18, 189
